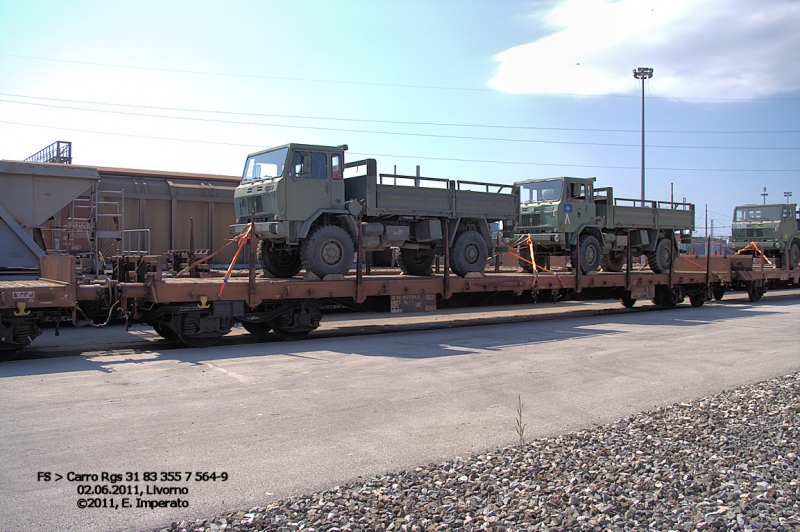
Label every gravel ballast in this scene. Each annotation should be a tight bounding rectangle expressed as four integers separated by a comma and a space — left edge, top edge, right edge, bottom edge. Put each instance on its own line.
153, 373, 799, 532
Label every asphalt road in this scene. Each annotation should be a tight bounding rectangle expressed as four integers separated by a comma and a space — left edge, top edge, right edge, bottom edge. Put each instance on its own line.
0, 291, 798, 532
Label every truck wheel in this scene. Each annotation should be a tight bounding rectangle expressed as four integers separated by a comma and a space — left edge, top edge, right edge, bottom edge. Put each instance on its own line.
571, 234, 602, 274
396, 248, 435, 276
790, 242, 800, 270
601, 251, 624, 272
689, 293, 705, 307
258, 240, 302, 278
450, 230, 489, 277
647, 238, 673, 273
302, 225, 354, 277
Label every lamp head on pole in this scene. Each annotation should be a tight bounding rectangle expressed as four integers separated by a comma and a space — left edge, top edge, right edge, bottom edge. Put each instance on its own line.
633, 67, 654, 80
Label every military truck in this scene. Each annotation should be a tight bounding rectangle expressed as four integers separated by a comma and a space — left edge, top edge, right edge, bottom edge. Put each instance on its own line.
229, 143, 519, 278
513, 176, 695, 274
730, 203, 799, 269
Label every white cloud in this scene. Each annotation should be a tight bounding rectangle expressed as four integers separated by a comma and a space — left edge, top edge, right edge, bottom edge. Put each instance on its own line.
489, 0, 800, 100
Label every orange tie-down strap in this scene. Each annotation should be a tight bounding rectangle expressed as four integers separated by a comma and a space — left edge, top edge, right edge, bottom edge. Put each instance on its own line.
735, 241, 773, 265
503, 235, 564, 288
218, 222, 254, 297
175, 237, 239, 277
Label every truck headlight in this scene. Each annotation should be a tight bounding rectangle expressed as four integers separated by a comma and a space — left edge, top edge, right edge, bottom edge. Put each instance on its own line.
553, 234, 560, 243
775, 242, 781, 248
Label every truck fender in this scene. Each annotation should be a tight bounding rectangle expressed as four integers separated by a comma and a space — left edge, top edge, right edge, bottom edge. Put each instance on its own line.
568, 225, 603, 247
447, 218, 493, 249
298, 209, 357, 240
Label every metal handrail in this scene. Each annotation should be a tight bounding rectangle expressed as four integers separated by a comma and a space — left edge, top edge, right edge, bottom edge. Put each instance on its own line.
122, 229, 151, 254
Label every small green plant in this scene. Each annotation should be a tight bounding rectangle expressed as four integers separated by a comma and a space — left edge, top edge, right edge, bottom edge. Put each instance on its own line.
515, 394, 526, 445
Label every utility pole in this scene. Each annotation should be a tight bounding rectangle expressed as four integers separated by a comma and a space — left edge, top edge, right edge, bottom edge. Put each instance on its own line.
704, 204, 708, 256
633, 67, 653, 205
761, 187, 768, 204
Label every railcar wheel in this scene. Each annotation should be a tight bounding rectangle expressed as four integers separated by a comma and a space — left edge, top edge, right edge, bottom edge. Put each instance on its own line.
241, 321, 272, 336
450, 230, 489, 277
175, 313, 233, 348
177, 333, 225, 348
648, 238, 673, 273
258, 240, 302, 278
302, 225, 354, 277
655, 286, 677, 310
601, 251, 624, 272
396, 248, 435, 276
571, 234, 602, 274
747, 281, 765, 302
0, 347, 22, 362
153, 322, 178, 341
689, 294, 705, 307
620, 292, 636, 308
269, 321, 311, 341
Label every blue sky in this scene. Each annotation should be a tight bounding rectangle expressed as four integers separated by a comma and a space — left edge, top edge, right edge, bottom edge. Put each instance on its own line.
1, 0, 798, 237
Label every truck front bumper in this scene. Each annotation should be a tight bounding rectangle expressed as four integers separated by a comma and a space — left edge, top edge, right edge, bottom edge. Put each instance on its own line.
732, 239, 782, 252
229, 221, 287, 239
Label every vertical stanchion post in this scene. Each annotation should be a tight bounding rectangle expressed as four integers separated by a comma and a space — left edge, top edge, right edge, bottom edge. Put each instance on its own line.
248, 213, 257, 307
189, 217, 197, 278
444, 220, 451, 300
668, 231, 674, 289
574, 231, 581, 293
356, 216, 363, 303
705, 232, 712, 289
625, 230, 632, 291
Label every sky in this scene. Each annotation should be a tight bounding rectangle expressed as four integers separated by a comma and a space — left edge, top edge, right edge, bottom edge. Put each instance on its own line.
1, 0, 798, 238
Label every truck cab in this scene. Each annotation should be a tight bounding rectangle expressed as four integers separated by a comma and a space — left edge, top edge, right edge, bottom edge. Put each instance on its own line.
731, 203, 799, 269
231, 143, 351, 242
516, 176, 597, 249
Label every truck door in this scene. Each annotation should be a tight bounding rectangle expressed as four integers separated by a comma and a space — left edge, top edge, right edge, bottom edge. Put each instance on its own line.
563, 181, 594, 233
285, 149, 332, 221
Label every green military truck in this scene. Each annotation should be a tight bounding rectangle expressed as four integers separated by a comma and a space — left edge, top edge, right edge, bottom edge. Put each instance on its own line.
513, 176, 695, 274
230, 143, 519, 278
730, 203, 799, 269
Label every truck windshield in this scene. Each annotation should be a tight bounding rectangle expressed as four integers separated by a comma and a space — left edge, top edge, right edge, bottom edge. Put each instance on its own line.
242, 147, 289, 184
519, 179, 562, 204
735, 206, 782, 221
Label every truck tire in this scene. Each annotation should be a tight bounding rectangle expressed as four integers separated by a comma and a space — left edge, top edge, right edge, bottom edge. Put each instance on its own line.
396, 248, 435, 276
450, 230, 489, 277
302, 225, 354, 277
601, 251, 624, 272
790, 242, 800, 270
571, 234, 602, 274
647, 237, 673, 273
258, 240, 302, 278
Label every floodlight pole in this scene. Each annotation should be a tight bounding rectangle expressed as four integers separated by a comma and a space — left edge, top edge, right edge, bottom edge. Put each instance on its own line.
785, 191, 793, 204
633, 67, 653, 206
